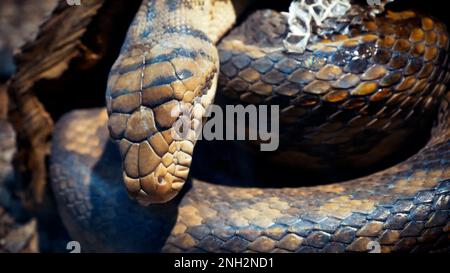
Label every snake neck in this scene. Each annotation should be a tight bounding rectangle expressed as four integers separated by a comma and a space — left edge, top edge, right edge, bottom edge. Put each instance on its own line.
105, 0, 241, 205
124, 0, 242, 48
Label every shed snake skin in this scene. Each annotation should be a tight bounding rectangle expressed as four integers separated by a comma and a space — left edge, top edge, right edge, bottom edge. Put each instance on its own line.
50, 0, 450, 252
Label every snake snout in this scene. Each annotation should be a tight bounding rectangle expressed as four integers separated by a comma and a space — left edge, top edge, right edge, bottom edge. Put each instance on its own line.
105, 42, 218, 205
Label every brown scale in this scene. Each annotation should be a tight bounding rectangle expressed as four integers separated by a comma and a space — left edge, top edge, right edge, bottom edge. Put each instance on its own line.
217, 9, 450, 172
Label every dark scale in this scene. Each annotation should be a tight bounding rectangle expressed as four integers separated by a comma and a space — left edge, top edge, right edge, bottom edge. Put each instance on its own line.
274, 58, 301, 74
345, 58, 369, 74
251, 57, 274, 74
396, 25, 412, 39
227, 78, 249, 92
373, 48, 392, 64
393, 39, 412, 52
274, 82, 302, 97
261, 70, 286, 85
356, 43, 376, 58
339, 42, 375, 75
266, 51, 285, 62
292, 94, 321, 108
221, 62, 238, 78
265, 91, 293, 108
405, 57, 424, 75
417, 62, 434, 78
428, 66, 441, 82
219, 49, 232, 63
380, 71, 403, 87
388, 52, 409, 70
231, 54, 252, 70
329, 50, 352, 66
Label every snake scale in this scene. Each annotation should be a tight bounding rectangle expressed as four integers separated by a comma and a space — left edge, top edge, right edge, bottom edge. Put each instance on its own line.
49, 0, 450, 252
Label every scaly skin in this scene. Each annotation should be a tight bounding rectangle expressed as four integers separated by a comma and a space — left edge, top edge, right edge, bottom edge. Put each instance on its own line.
106, 0, 227, 204
50, 2, 450, 252
217, 9, 450, 172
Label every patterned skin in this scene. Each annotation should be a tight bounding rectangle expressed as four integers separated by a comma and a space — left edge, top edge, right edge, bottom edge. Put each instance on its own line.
218, 9, 450, 172
50, 0, 450, 252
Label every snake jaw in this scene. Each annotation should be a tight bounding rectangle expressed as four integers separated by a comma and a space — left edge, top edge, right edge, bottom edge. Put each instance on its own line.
105, 40, 218, 205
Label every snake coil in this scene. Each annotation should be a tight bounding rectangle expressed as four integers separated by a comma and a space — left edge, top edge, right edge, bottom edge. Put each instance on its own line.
50, 0, 450, 252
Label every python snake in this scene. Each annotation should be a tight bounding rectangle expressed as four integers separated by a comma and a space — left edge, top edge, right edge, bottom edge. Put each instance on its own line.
50, 0, 450, 252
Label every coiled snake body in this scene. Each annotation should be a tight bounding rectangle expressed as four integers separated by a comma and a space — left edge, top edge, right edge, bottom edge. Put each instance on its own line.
50, 0, 450, 252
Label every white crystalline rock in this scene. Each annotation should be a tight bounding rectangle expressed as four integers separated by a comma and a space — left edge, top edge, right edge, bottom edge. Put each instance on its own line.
283, 0, 352, 53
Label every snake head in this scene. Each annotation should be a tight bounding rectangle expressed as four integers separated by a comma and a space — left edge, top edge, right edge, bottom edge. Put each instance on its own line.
105, 39, 218, 205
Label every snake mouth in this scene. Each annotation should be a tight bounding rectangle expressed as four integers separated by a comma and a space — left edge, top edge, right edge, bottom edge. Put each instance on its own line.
105, 40, 218, 205
120, 135, 192, 206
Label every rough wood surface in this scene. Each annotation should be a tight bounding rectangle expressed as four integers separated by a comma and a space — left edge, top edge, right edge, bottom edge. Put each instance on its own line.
0, 2, 142, 252
6, 0, 106, 205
